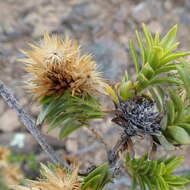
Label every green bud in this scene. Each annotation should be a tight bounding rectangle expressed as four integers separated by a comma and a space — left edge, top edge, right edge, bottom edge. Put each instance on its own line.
136, 73, 149, 91
119, 80, 134, 101
141, 62, 155, 79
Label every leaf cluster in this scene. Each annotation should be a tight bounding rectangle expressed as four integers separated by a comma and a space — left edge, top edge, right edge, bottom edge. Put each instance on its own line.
81, 163, 112, 190
149, 84, 190, 147
125, 153, 189, 190
37, 91, 104, 138
116, 24, 189, 102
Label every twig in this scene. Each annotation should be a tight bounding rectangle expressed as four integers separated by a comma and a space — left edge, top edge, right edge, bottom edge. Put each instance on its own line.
84, 127, 109, 153
0, 80, 70, 169
108, 134, 129, 168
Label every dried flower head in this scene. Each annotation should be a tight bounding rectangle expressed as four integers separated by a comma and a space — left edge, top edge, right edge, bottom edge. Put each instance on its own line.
1, 164, 23, 186
112, 96, 162, 137
20, 33, 106, 99
13, 164, 82, 190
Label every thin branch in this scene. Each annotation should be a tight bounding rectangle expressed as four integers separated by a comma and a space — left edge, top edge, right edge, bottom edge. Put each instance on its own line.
108, 134, 129, 168
83, 127, 109, 153
0, 80, 70, 169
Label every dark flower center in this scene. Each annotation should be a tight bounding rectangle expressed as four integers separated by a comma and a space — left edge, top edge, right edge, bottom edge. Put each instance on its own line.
113, 96, 162, 137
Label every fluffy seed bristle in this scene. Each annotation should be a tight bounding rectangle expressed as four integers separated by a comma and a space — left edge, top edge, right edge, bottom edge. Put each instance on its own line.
2, 164, 23, 186
12, 164, 83, 190
21, 33, 106, 99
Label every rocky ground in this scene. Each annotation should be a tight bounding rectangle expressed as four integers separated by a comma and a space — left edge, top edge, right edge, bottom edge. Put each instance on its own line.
1, 0, 190, 189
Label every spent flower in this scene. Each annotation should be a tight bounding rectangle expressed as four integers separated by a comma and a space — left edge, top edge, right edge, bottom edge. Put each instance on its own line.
112, 96, 162, 137
20, 33, 106, 99
12, 164, 83, 190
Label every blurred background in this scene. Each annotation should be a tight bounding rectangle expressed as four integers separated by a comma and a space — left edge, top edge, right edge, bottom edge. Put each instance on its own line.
1, 0, 190, 189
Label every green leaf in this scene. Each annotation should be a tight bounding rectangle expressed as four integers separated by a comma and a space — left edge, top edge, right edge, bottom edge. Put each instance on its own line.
163, 42, 180, 57
177, 65, 190, 101
143, 175, 154, 190
157, 176, 169, 190
152, 176, 161, 190
119, 80, 134, 101
149, 46, 163, 68
82, 175, 101, 190
38, 95, 54, 105
47, 111, 77, 131
168, 89, 183, 122
154, 32, 160, 45
142, 23, 153, 49
142, 24, 153, 62
155, 64, 177, 75
136, 30, 145, 64
83, 163, 109, 183
156, 135, 175, 151
141, 62, 155, 79
149, 77, 182, 86
182, 114, 190, 123
131, 178, 138, 190
138, 175, 146, 190
148, 87, 163, 112
125, 154, 187, 190
155, 85, 166, 111
140, 161, 151, 175
167, 126, 190, 144
148, 161, 158, 176
160, 25, 177, 50
176, 123, 190, 135
122, 70, 130, 82
37, 92, 104, 138
129, 40, 140, 73
59, 119, 83, 139
157, 162, 166, 176
82, 163, 112, 190
164, 155, 178, 165
164, 175, 189, 187
160, 52, 190, 65
166, 100, 175, 125
36, 102, 51, 125
136, 73, 149, 91
160, 115, 168, 131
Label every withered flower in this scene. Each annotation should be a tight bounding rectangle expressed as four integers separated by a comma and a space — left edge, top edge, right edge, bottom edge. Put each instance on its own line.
112, 96, 162, 137
1, 164, 23, 186
12, 164, 83, 190
20, 33, 105, 99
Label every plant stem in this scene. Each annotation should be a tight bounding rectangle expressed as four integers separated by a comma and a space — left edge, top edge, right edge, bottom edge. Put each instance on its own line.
0, 80, 70, 169
108, 134, 129, 168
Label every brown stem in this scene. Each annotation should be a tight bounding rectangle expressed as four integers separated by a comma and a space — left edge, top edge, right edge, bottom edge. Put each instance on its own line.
0, 81, 70, 169
84, 127, 109, 154
108, 134, 129, 168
